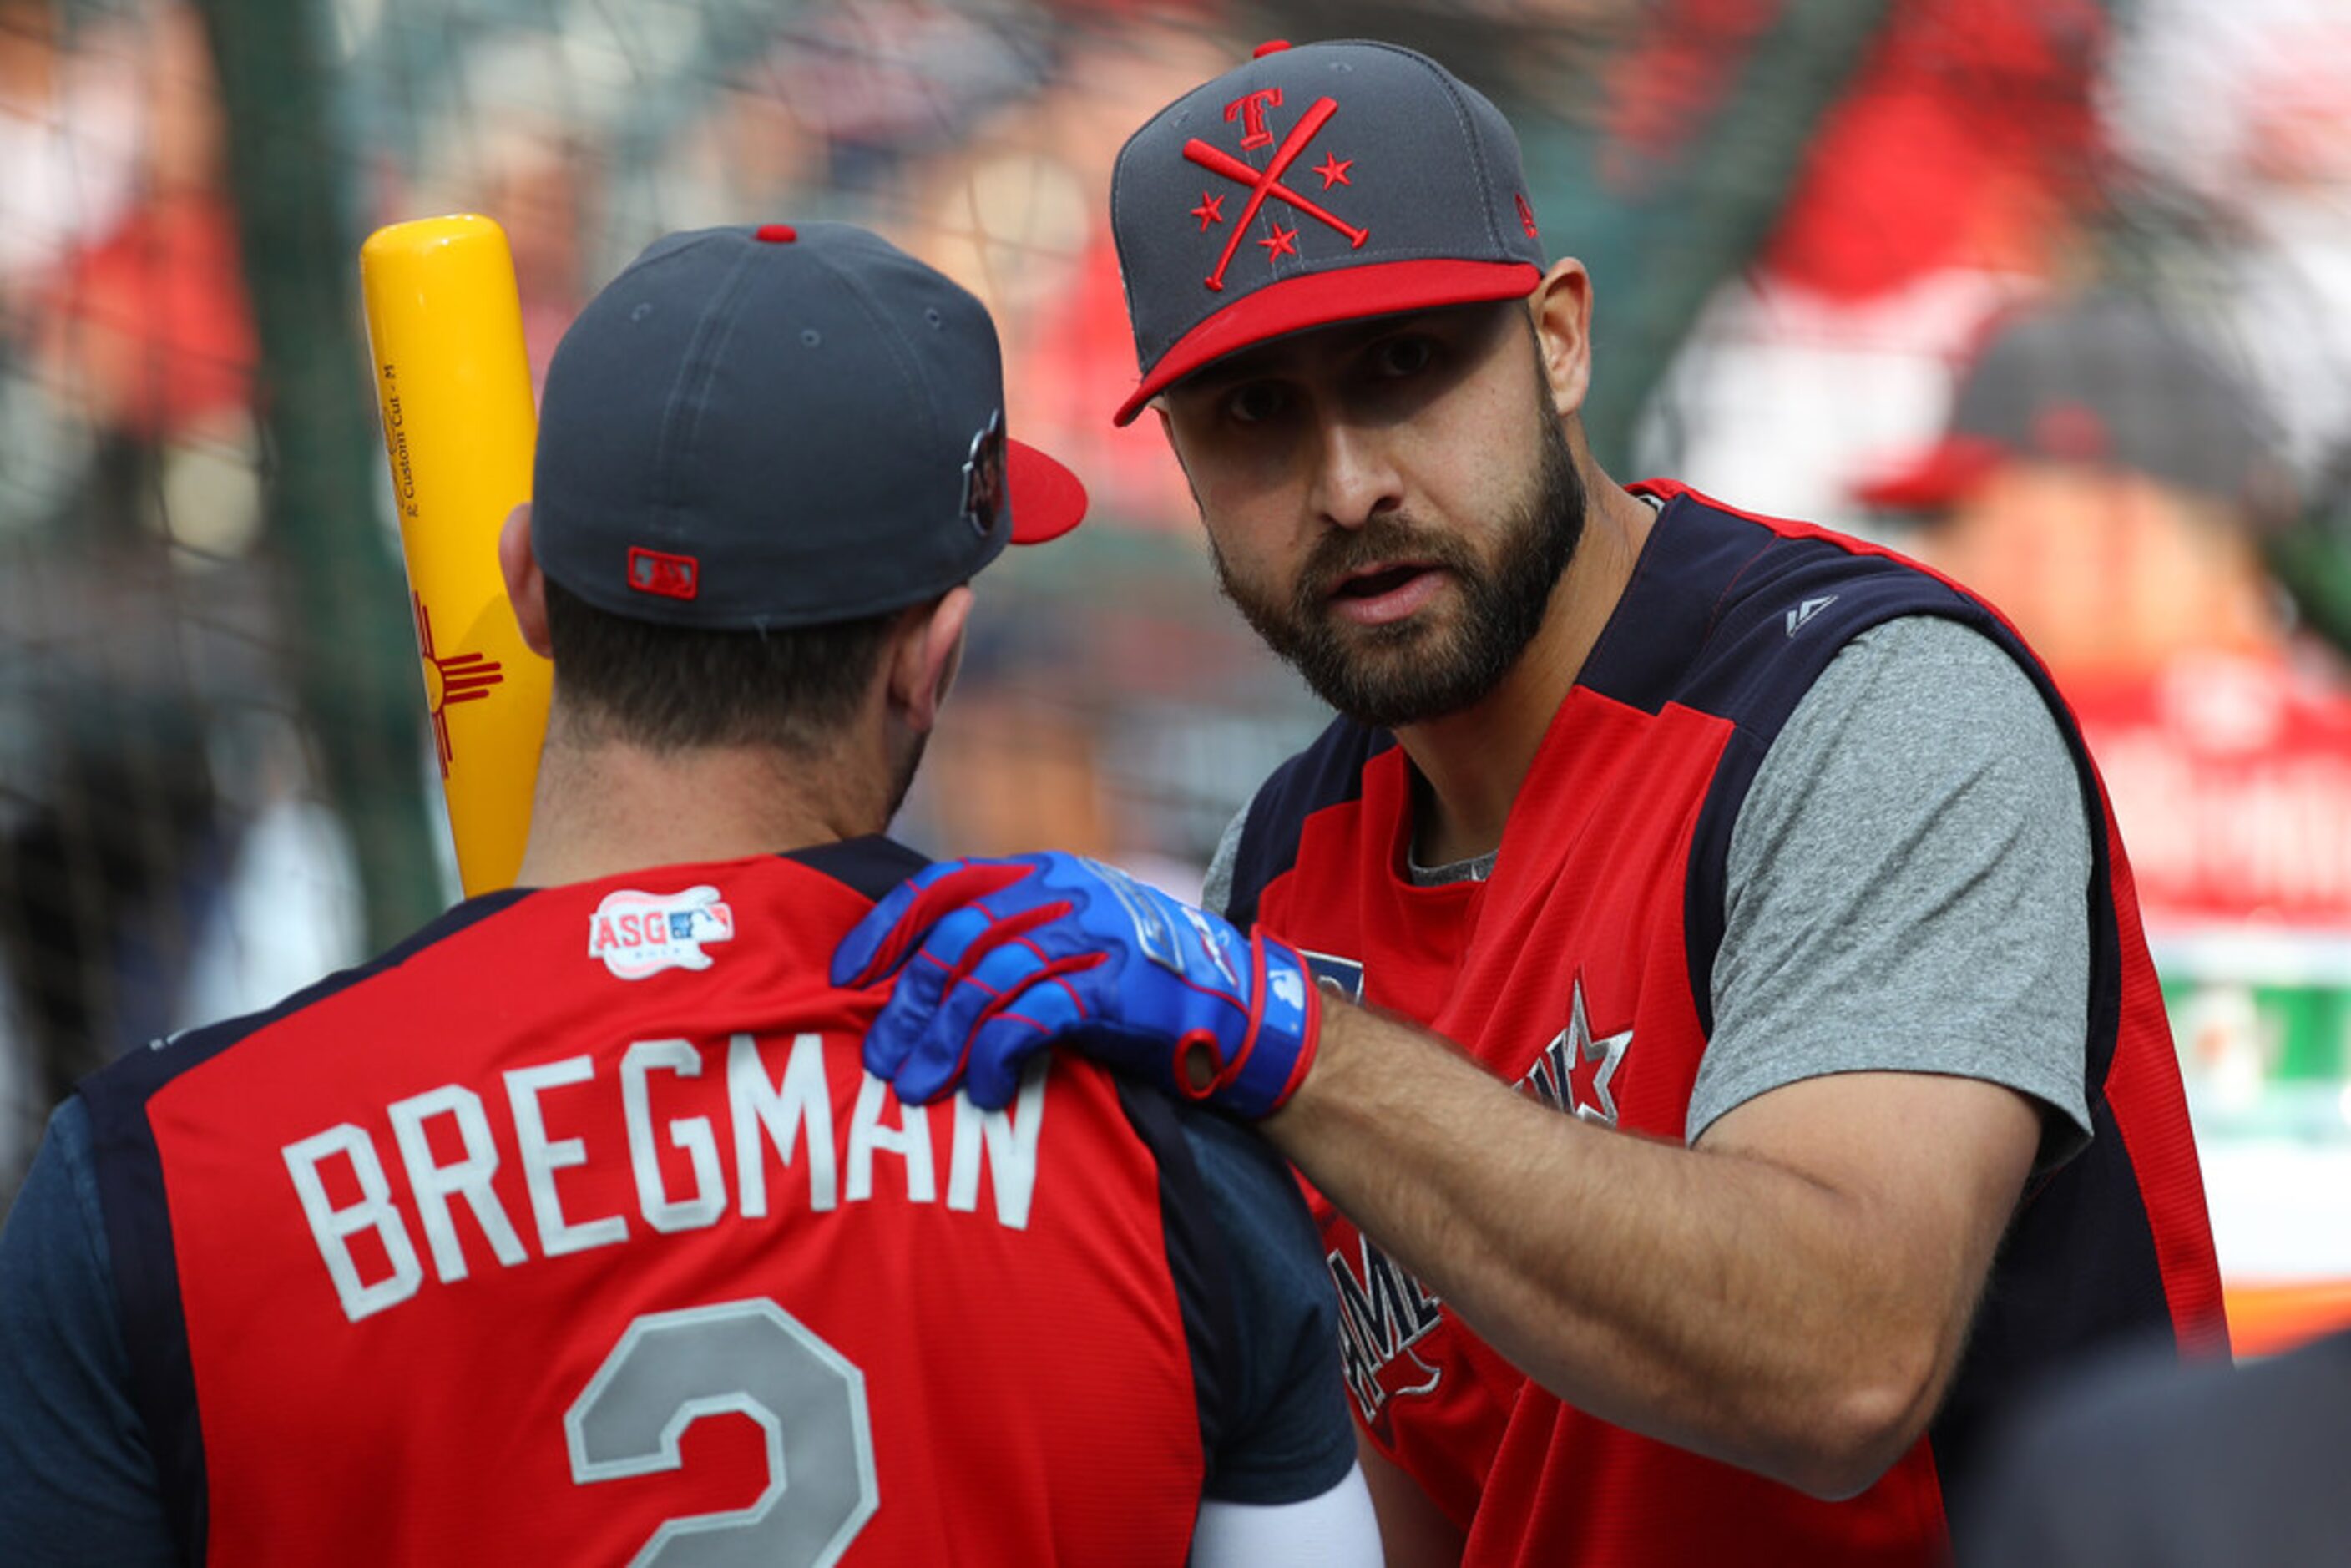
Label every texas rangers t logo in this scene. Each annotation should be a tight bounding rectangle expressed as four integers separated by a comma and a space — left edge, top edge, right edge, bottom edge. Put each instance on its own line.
1224, 86, 1282, 149
1184, 94, 1368, 291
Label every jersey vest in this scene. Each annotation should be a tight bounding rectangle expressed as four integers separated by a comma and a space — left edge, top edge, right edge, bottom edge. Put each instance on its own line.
78, 838, 1241, 1566
1225, 483, 2228, 1565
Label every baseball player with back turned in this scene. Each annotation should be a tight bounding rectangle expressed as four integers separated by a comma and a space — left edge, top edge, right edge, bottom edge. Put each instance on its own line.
0, 223, 1379, 1565
835, 38, 2231, 1566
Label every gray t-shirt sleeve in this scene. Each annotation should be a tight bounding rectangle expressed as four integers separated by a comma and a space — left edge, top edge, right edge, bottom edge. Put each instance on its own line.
1201, 802, 1251, 923
1690, 615, 2095, 1169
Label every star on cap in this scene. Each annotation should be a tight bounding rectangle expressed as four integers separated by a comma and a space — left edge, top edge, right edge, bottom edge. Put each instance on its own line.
1191, 193, 1226, 230
1258, 224, 1300, 260
1312, 152, 1353, 189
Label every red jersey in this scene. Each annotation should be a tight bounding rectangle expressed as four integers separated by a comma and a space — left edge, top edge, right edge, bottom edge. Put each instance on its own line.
78, 839, 1296, 1565
1223, 486, 2227, 1565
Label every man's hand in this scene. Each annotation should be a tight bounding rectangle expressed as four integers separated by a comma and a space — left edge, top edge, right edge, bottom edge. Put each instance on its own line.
831, 852, 1321, 1116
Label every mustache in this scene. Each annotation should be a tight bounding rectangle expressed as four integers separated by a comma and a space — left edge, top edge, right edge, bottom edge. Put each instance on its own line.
1297, 515, 1481, 603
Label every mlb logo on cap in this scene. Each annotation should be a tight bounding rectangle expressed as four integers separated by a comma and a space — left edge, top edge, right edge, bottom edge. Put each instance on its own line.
1108, 39, 1548, 425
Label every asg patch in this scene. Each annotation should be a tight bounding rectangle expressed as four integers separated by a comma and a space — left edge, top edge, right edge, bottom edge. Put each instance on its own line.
588, 885, 736, 979
960, 409, 1006, 537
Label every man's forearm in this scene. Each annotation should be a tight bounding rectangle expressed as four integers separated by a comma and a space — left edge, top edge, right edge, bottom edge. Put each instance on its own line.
1264, 999, 2025, 1497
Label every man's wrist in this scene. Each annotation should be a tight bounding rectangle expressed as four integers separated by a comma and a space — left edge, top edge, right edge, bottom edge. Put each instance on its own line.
1261, 987, 1358, 1135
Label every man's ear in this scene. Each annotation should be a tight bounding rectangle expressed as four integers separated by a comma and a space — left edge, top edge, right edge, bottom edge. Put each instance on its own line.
1529, 258, 1595, 420
884, 585, 975, 736
498, 503, 553, 659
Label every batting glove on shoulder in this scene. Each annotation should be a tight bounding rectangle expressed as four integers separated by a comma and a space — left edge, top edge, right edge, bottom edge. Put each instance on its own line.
830, 852, 1321, 1118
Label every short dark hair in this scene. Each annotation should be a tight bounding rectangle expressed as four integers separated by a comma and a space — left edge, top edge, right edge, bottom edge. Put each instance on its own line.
540, 575, 898, 753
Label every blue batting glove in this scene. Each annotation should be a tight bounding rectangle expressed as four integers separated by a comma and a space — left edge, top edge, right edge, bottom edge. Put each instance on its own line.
830, 852, 1322, 1118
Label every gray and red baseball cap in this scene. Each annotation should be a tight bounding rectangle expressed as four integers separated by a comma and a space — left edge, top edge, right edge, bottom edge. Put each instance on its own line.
1854, 293, 2285, 516
532, 222, 1086, 630
1108, 39, 1550, 426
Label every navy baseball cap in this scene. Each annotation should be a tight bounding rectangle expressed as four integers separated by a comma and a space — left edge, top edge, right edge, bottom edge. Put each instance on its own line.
1108, 39, 1547, 426
532, 222, 1086, 630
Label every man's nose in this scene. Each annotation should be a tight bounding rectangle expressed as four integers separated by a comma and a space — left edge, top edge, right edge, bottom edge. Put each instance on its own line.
1309, 415, 1403, 532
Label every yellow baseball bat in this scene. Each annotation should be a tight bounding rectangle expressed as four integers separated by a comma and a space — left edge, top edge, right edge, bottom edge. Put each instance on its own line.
359, 214, 552, 897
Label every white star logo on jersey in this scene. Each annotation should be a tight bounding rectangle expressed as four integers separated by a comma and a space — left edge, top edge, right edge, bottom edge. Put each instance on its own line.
1519, 974, 1632, 1128
1564, 975, 1632, 1126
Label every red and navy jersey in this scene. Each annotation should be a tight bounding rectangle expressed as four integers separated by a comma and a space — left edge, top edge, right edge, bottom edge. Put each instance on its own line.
75, 838, 1281, 1565
1224, 483, 2227, 1565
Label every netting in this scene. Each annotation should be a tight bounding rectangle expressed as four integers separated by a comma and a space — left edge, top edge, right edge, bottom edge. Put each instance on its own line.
0, 1, 1267, 1196
6, 0, 2350, 1268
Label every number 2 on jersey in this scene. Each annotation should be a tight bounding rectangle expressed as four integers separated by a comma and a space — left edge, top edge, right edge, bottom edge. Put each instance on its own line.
567, 1298, 878, 1565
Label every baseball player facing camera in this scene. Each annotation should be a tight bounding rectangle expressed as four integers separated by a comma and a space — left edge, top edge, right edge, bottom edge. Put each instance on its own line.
841, 39, 2229, 1567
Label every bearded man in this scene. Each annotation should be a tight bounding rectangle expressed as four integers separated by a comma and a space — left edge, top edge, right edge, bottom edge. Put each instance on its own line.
837, 39, 2229, 1566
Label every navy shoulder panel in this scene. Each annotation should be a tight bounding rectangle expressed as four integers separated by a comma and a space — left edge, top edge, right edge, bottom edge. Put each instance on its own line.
1582, 493, 1982, 726
1226, 716, 1393, 933
781, 835, 929, 903
1113, 1076, 1238, 1480
1934, 1092, 2175, 1543
1176, 1106, 1358, 1503
73, 885, 528, 1565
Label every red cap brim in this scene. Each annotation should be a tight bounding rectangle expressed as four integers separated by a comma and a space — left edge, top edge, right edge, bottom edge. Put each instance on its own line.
1007, 438, 1087, 544
1111, 258, 1545, 426
1851, 435, 2005, 512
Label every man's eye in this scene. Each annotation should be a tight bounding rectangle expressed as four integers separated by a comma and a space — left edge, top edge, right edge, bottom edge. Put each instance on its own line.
1226, 384, 1289, 424
1372, 336, 1435, 377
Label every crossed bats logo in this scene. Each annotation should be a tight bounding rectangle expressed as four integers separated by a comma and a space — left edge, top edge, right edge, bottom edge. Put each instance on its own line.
1185, 87, 1367, 292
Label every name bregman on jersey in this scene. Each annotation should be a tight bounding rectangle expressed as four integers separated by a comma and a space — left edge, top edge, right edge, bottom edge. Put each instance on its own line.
281, 1032, 1050, 1324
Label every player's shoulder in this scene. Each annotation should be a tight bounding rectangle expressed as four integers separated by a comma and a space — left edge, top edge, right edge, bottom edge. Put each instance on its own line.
1625, 485, 2031, 742
78, 888, 536, 1111
774, 834, 931, 903
81, 837, 937, 1111
1163, 1102, 1361, 1505
1223, 716, 1396, 927
1173, 1105, 1319, 1252
1671, 488, 1976, 642
1253, 713, 1393, 820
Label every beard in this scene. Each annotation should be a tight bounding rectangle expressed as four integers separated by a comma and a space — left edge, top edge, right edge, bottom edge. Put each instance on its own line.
1210, 406, 1587, 730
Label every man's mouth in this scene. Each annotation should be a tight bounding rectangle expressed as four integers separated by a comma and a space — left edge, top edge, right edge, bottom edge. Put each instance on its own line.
1328, 561, 1448, 625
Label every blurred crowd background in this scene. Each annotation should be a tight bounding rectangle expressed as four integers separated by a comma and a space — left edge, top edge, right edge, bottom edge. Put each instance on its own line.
5, 0, 2351, 1353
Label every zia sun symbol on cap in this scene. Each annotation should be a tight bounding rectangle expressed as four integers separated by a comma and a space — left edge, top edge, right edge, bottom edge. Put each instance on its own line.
1185, 40, 1368, 292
